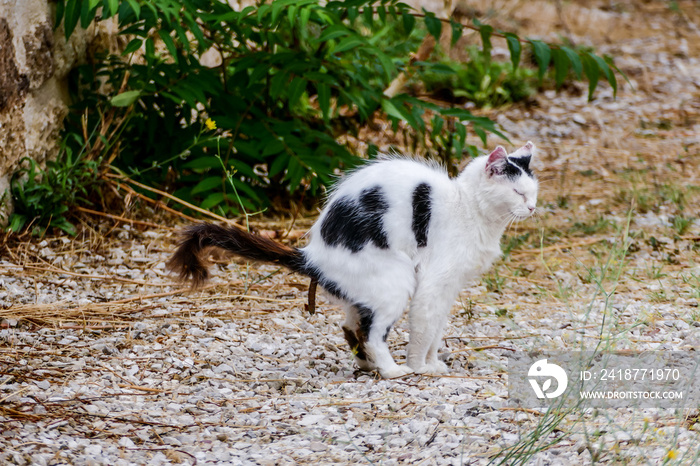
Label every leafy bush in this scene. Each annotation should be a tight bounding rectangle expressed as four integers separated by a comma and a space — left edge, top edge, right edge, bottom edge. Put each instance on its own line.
9, 149, 100, 236
8, 0, 622, 234
416, 47, 538, 108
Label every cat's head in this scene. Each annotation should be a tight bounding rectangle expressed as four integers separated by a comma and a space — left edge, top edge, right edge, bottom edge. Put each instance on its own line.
479, 141, 538, 220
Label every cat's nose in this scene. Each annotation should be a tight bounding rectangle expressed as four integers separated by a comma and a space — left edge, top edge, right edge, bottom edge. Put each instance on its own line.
528, 206, 536, 213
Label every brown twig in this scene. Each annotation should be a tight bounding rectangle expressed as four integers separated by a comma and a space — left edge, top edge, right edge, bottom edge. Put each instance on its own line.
76, 206, 176, 231
306, 278, 318, 315
511, 237, 606, 255
106, 172, 241, 227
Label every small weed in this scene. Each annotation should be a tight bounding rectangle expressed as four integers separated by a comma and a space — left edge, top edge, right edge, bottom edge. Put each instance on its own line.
659, 183, 687, 211
670, 215, 695, 236
570, 216, 613, 236
459, 298, 476, 320
495, 308, 513, 319
681, 273, 700, 300
639, 307, 663, 326
639, 118, 673, 131
502, 232, 532, 257
646, 263, 667, 280
556, 195, 570, 209
484, 269, 507, 293
618, 186, 655, 213
9, 148, 101, 236
689, 309, 700, 323
648, 285, 671, 304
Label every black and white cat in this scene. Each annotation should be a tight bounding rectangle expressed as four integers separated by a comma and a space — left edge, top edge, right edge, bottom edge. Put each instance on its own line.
168, 142, 538, 378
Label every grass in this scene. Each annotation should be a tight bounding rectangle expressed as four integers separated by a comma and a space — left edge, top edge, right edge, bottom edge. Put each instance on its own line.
483, 183, 700, 464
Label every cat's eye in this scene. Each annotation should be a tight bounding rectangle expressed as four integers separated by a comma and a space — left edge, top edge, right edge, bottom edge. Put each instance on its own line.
513, 189, 525, 197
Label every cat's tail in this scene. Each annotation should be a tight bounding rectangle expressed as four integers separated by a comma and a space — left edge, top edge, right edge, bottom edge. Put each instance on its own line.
167, 223, 307, 288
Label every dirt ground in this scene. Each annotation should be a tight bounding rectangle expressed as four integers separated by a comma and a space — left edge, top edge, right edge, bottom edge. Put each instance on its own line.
2, 1, 700, 464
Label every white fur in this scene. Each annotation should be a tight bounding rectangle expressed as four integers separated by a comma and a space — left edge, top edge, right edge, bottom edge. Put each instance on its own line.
302, 142, 538, 378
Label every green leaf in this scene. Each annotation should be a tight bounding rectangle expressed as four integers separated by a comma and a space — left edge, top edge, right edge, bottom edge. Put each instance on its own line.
423, 10, 442, 41
110, 90, 141, 107
158, 30, 178, 63
581, 53, 600, 101
377, 5, 386, 24
262, 139, 285, 157
63, 0, 81, 40
561, 46, 582, 78
145, 37, 155, 61
364, 7, 374, 27
374, 50, 395, 80
125, 0, 141, 19
334, 36, 365, 54
450, 19, 462, 46
55, 0, 65, 27
318, 25, 350, 42
269, 153, 290, 177
529, 40, 551, 81
382, 99, 405, 121
416, 61, 455, 74
269, 71, 288, 99
317, 82, 331, 122
52, 217, 76, 236
105, 0, 119, 18
589, 52, 617, 97
271, 0, 285, 25
192, 176, 222, 195
8, 214, 26, 233
382, 98, 418, 128
300, 6, 311, 30
200, 192, 225, 210
183, 156, 221, 170
504, 33, 521, 71
287, 76, 307, 108
478, 24, 493, 66
80, 0, 98, 29
402, 11, 414, 34
551, 48, 569, 89
122, 38, 143, 56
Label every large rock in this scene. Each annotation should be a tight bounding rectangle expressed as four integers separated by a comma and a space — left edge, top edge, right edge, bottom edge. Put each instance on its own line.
0, 0, 90, 224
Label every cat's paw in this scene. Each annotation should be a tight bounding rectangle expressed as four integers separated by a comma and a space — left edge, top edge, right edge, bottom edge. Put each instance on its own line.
378, 364, 414, 379
412, 361, 448, 375
355, 358, 376, 372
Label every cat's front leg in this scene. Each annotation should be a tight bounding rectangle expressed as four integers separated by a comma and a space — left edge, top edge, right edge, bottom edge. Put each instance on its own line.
407, 279, 459, 374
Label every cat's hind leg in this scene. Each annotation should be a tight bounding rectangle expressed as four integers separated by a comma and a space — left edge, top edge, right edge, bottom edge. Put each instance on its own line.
341, 303, 375, 372
341, 301, 412, 378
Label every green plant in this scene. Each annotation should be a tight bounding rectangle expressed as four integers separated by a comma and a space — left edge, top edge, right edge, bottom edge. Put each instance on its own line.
9, 149, 100, 236
671, 215, 694, 236
47, 0, 622, 222
416, 47, 537, 108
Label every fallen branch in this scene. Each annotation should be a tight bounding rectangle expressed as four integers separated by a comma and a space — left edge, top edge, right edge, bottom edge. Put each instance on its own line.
511, 237, 606, 255
76, 206, 175, 231
106, 173, 240, 227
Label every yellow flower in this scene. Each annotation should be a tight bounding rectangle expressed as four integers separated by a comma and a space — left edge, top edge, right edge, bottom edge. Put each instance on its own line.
205, 118, 217, 131
667, 449, 678, 460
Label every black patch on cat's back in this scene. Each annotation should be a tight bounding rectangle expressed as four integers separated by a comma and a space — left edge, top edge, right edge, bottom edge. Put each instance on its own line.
411, 183, 432, 248
321, 186, 390, 253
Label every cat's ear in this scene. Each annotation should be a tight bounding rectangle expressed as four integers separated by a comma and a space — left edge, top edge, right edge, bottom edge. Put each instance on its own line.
508, 141, 535, 172
485, 146, 508, 177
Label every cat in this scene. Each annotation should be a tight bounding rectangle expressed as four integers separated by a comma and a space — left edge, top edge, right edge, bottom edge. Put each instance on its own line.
168, 141, 538, 378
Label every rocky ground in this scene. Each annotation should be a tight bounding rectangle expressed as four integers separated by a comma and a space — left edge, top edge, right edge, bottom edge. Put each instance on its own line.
2, 1, 700, 464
